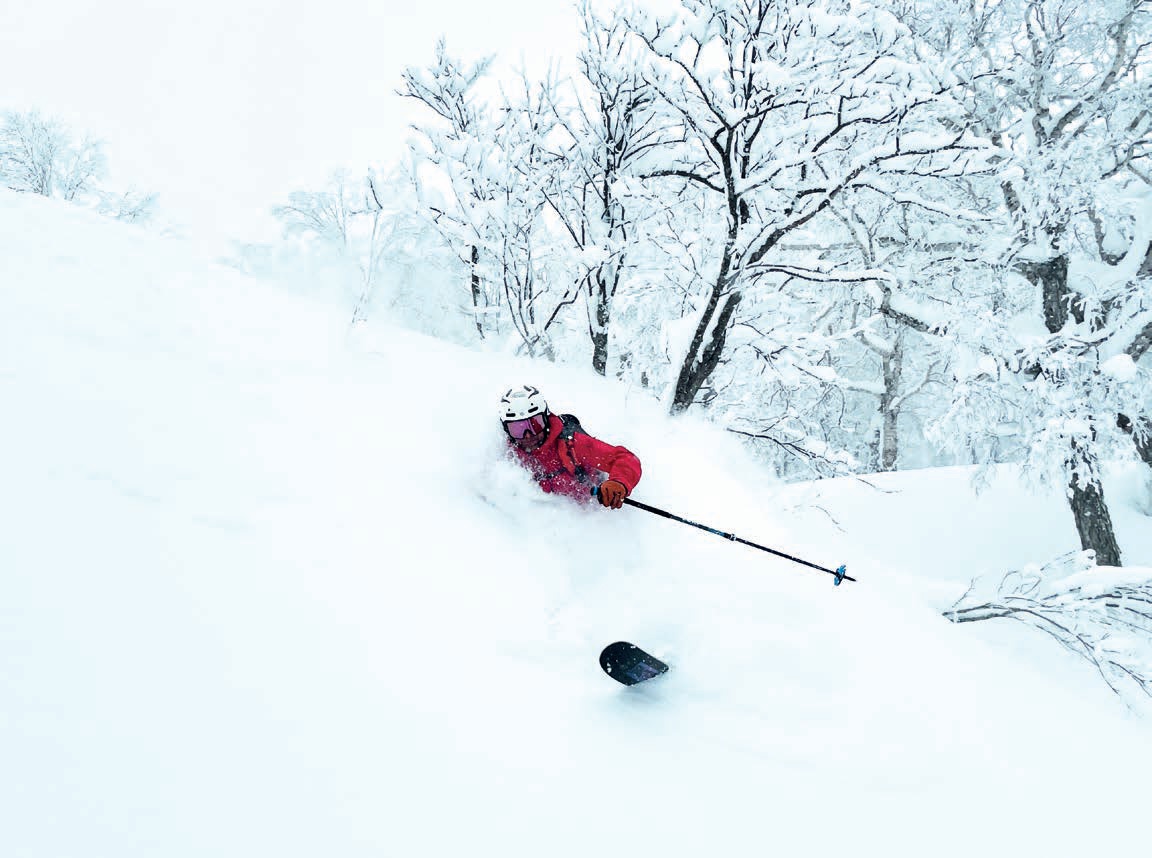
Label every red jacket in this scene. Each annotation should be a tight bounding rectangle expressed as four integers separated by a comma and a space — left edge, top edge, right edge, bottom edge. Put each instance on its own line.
510, 413, 642, 503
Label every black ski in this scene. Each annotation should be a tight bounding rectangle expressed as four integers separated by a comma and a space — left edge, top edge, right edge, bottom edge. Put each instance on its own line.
599, 641, 669, 686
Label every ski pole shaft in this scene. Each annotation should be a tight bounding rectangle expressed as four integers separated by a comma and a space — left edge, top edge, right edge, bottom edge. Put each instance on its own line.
594, 487, 856, 584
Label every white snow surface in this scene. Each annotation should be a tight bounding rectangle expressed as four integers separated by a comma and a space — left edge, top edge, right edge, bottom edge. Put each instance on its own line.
3, 190, 1152, 856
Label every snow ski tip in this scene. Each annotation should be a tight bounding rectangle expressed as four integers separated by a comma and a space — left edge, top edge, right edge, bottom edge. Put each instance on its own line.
599, 641, 670, 686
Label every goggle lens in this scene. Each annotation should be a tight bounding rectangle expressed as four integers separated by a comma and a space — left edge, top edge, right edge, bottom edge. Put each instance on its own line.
505, 414, 548, 440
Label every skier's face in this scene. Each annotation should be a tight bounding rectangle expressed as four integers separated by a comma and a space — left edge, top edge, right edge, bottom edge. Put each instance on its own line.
505, 413, 550, 451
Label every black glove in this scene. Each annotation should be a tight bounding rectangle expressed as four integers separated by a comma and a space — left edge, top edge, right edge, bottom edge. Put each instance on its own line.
597, 480, 627, 509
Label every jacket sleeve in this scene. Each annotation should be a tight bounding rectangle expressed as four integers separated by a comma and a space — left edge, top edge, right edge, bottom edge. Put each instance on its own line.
571, 432, 642, 494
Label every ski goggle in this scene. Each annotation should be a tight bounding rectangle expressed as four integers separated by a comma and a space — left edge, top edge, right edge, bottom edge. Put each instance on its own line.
503, 414, 549, 440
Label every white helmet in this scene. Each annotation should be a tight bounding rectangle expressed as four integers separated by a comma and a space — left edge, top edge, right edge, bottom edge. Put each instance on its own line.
499, 384, 548, 422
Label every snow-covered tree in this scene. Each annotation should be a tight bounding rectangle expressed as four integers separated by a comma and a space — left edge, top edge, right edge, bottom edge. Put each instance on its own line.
885, 0, 1152, 565
404, 41, 635, 359
486, 68, 585, 358
535, 1, 674, 375
400, 40, 500, 340
271, 169, 391, 321
0, 109, 106, 200
615, 0, 992, 423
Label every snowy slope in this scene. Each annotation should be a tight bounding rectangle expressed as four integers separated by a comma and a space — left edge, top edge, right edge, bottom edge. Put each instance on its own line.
3, 190, 1151, 857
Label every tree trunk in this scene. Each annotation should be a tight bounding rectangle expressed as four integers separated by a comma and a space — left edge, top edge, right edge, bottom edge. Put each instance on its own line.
1026, 253, 1123, 567
671, 290, 741, 414
878, 336, 903, 471
470, 244, 484, 339
590, 271, 610, 377
1117, 414, 1152, 469
1117, 241, 1152, 475
1022, 253, 1084, 331
588, 169, 625, 377
1068, 470, 1123, 567
671, 224, 740, 415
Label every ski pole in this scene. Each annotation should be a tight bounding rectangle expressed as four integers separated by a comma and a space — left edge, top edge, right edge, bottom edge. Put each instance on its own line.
593, 486, 855, 585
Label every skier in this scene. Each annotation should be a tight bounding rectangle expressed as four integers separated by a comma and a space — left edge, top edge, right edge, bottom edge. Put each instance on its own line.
499, 384, 641, 509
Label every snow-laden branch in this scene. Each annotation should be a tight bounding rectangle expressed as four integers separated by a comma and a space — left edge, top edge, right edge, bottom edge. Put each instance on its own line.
749, 262, 897, 284
641, 168, 724, 193
850, 180, 998, 223
947, 551, 1152, 704
725, 426, 859, 477
793, 361, 886, 396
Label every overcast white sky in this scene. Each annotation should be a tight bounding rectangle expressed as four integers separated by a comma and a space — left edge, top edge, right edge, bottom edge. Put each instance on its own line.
0, 1, 581, 249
